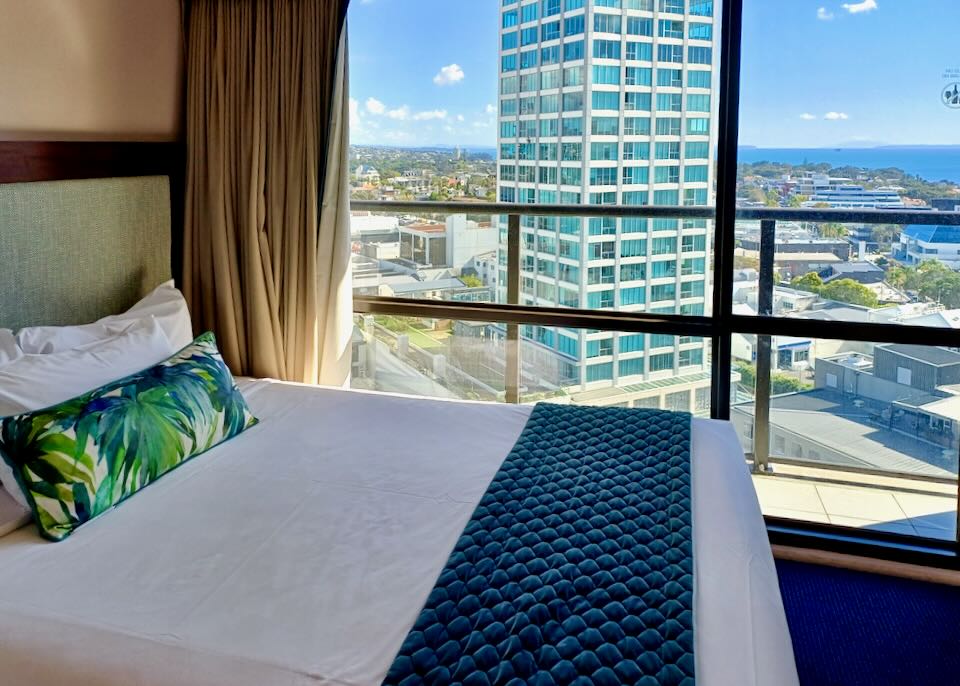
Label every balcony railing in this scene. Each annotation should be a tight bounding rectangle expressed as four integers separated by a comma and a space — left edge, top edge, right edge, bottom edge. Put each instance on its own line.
351, 198, 960, 549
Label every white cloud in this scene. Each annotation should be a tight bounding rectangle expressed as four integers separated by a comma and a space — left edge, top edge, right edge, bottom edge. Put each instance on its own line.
386, 105, 411, 120
824, 111, 850, 120
485, 103, 497, 115
816, 7, 834, 20
365, 97, 386, 115
457, 114, 465, 122
842, 0, 877, 14
799, 113, 817, 120
433, 64, 465, 86
413, 109, 448, 121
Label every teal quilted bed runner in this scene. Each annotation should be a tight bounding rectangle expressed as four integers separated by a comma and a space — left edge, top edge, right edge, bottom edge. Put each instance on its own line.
385, 403, 695, 686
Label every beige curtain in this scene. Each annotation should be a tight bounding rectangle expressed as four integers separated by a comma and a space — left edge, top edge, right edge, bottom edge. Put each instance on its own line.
183, 0, 352, 385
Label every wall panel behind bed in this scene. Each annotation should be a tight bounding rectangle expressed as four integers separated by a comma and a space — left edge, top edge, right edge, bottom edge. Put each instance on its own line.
0, 141, 183, 330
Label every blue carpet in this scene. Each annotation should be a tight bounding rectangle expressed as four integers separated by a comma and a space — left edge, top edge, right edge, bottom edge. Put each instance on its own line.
776, 560, 960, 686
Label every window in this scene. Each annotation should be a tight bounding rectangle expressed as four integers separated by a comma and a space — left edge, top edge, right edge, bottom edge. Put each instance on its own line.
564, 15, 584, 36
659, 0, 684, 13
687, 94, 711, 112
563, 65, 583, 86
520, 27, 538, 46
593, 39, 621, 59
625, 67, 652, 86
658, 20, 684, 39
626, 42, 653, 61
589, 167, 618, 185
502, 32, 518, 50
619, 357, 645, 376
622, 166, 649, 185
688, 70, 711, 88
657, 68, 683, 88
591, 117, 619, 135
654, 165, 680, 184
623, 141, 650, 159
621, 263, 646, 281
541, 21, 561, 41
650, 353, 675, 372
501, 54, 517, 73
685, 165, 709, 182
689, 0, 712, 16
655, 117, 681, 136
520, 50, 537, 69
540, 70, 560, 90
541, 45, 560, 65
688, 46, 713, 65
657, 93, 682, 112
657, 44, 684, 64
563, 40, 584, 60
500, 98, 518, 116
540, 94, 559, 114
591, 142, 619, 161
689, 22, 712, 40
592, 65, 620, 85
542, 0, 561, 15
687, 117, 710, 135
561, 116, 583, 135
520, 2, 538, 23
623, 117, 650, 135
686, 141, 709, 158
624, 92, 652, 111
593, 14, 621, 34
561, 143, 582, 160
586, 363, 613, 382
656, 142, 681, 160
627, 18, 653, 37
592, 90, 620, 110
562, 92, 583, 111
502, 10, 518, 28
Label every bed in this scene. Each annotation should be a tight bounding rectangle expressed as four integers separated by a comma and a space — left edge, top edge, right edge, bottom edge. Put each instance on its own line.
0, 175, 798, 686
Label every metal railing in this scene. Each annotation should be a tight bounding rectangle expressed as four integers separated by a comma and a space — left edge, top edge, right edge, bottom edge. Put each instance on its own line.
352, 199, 960, 480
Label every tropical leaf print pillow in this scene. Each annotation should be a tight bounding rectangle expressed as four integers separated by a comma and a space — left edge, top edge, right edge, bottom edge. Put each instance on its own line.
0, 332, 257, 541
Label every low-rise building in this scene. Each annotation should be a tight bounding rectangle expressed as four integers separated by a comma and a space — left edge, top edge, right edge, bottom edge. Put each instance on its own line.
896, 224, 960, 269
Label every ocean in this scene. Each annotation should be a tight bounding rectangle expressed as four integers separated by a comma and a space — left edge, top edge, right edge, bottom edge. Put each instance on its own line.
737, 146, 960, 184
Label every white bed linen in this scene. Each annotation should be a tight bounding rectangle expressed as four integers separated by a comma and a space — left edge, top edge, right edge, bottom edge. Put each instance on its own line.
0, 380, 797, 686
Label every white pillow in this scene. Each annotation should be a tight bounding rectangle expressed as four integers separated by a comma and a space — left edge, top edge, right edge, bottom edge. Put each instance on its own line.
0, 317, 176, 510
0, 329, 22, 367
16, 280, 194, 354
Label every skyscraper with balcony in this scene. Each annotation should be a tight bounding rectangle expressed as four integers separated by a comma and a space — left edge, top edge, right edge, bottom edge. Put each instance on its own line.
496, 0, 716, 412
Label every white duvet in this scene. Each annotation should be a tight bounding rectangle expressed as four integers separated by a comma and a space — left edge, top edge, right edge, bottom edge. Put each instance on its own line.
0, 380, 797, 686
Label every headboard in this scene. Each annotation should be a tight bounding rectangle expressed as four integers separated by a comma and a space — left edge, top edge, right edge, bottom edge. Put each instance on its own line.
0, 176, 172, 330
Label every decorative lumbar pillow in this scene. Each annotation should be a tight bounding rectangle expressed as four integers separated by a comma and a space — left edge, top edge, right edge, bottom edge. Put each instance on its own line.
0, 332, 257, 541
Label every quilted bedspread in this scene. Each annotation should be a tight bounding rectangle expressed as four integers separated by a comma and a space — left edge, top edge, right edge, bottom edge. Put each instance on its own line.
385, 403, 694, 686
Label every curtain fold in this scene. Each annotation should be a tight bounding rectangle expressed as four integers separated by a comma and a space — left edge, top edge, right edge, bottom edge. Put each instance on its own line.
183, 0, 351, 385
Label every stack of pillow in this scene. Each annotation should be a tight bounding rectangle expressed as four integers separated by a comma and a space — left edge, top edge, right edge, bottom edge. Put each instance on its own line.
0, 281, 257, 541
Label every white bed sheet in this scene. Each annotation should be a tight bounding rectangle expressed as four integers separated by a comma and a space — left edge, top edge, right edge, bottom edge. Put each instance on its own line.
0, 380, 797, 686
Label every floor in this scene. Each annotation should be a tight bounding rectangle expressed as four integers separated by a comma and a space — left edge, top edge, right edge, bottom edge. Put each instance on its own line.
777, 559, 960, 686
753, 468, 957, 540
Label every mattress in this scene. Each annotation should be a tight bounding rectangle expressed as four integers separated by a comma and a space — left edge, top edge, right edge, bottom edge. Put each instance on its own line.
0, 380, 798, 686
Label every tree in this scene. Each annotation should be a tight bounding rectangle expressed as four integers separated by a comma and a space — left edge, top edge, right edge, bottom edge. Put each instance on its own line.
787, 194, 807, 208
734, 254, 760, 271
790, 272, 824, 294
459, 274, 483, 288
819, 223, 848, 239
764, 189, 780, 207
871, 224, 900, 247
819, 279, 879, 308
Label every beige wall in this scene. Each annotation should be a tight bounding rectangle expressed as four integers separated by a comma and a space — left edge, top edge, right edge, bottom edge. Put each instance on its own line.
0, 0, 183, 141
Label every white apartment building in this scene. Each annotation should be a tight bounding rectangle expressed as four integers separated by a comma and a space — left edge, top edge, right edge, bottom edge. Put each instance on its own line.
496, 0, 716, 411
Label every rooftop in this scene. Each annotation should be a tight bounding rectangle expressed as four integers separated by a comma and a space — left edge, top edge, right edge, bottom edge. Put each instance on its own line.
902, 224, 960, 244
881, 344, 960, 367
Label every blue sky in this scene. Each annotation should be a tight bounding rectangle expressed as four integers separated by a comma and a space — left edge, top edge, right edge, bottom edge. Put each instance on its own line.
348, 0, 960, 149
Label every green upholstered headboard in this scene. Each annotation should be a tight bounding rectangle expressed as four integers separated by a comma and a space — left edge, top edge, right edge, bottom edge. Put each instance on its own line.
0, 176, 172, 331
